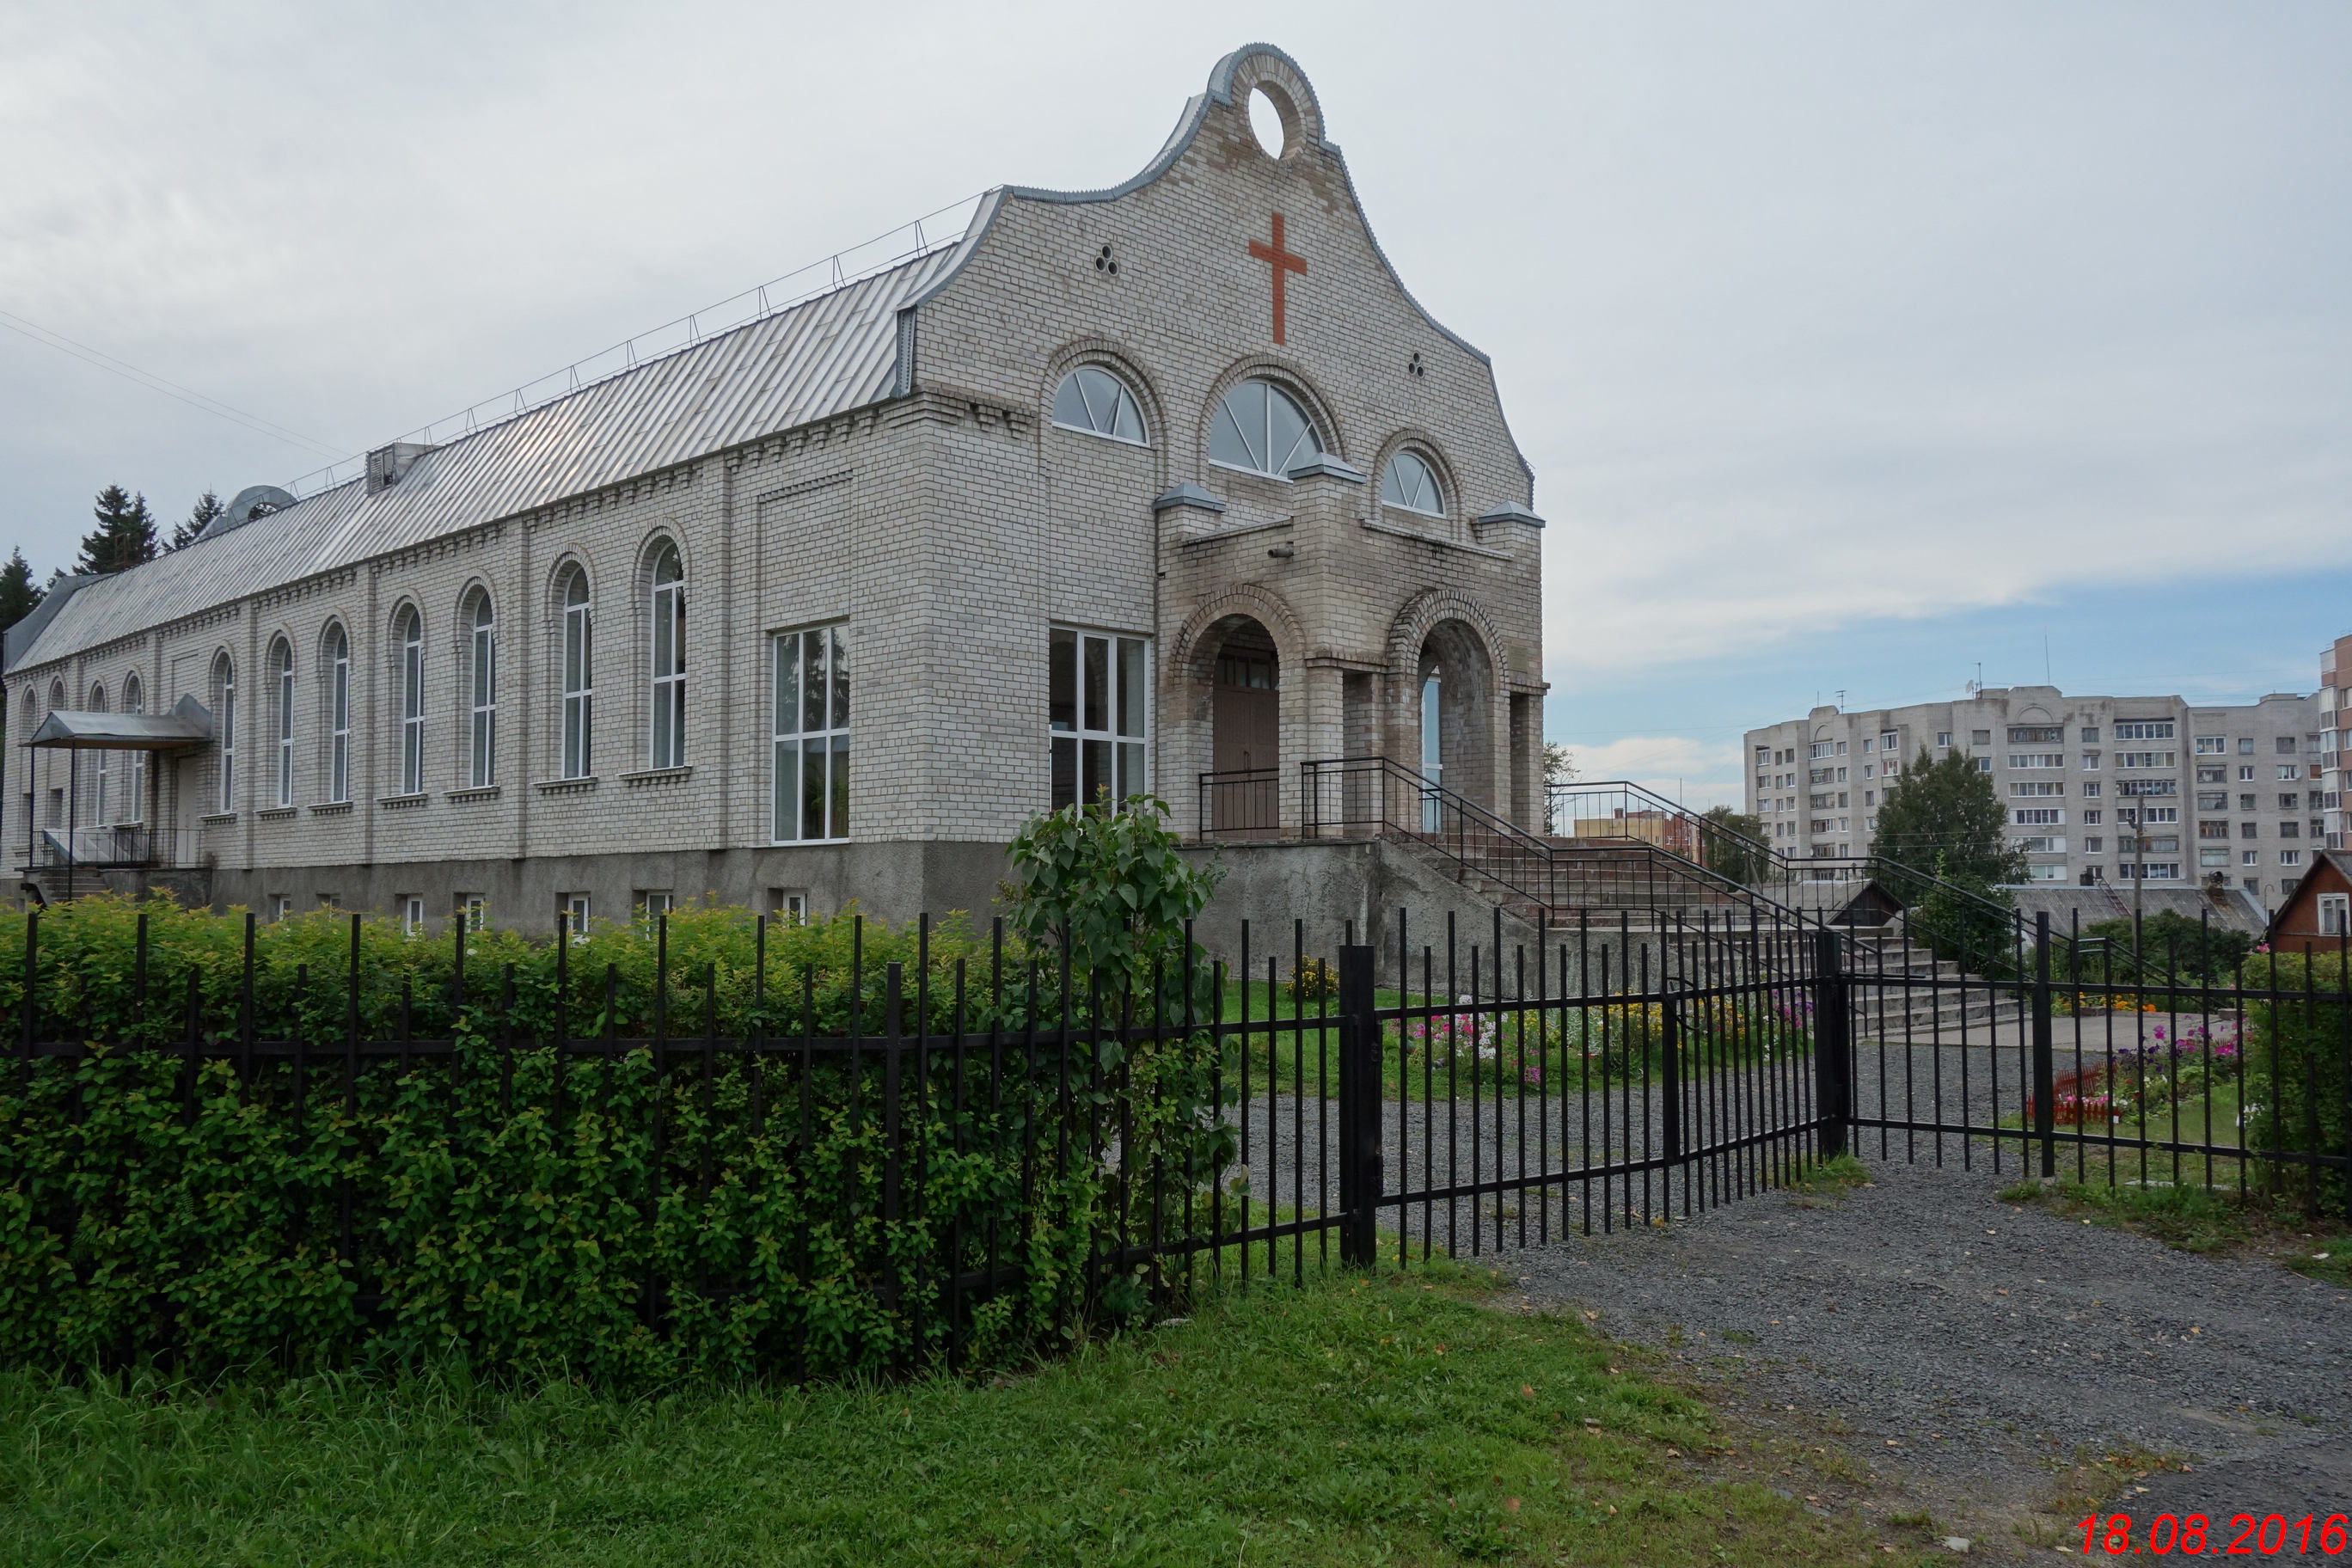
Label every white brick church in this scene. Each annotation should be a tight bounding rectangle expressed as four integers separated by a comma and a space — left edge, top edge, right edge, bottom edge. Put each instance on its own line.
5, 44, 1547, 930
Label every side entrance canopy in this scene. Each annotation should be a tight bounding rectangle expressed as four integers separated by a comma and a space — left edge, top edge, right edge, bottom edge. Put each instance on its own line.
23, 694, 212, 750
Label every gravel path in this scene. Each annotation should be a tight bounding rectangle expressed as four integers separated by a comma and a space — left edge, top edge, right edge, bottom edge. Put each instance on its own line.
1503, 1156, 2352, 1559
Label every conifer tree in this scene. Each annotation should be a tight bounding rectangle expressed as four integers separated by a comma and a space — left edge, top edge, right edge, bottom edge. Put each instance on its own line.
0, 548, 42, 638
76, 485, 160, 575
170, 489, 224, 549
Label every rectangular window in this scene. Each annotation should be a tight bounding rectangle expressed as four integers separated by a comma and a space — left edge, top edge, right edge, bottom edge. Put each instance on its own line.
2080, 752, 2100, 770
1935, 732, 1951, 748
329, 641, 350, 803
1880, 731, 1897, 752
2012, 808, 2066, 826
561, 588, 593, 779
2279, 820, 2300, 838
2085, 836, 2104, 853
2243, 849, 2259, 866
768, 889, 809, 925
219, 676, 237, 812
1810, 741, 1830, 759
469, 609, 496, 789
2141, 806, 2178, 824
2117, 778, 2177, 797
2114, 720, 2175, 741
1975, 757, 1991, 772
1970, 729, 1992, 746
2319, 893, 2349, 937
2015, 836, 2067, 854
2277, 735, 2299, 754
2008, 726, 2062, 744
636, 891, 673, 922
2241, 822, 2259, 838
2082, 810, 2102, 825
2277, 763, 2300, 781
2200, 846, 2230, 867
2198, 820, 2230, 839
2239, 765, 2256, 781
2116, 751, 2175, 769
771, 625, 849, 842
2079, 726, 2100, 743
2239, 738, 2255, 755
2008, 753, 2065, 769
400, 628, 424, 795
2081, 781, 2101, 798
560, 892, 591, 937
2120, 862, 2180, 880
1050, 627, 1149, 810
2024, 863, 2066, 880
2280, 792, 2300, 811
276, 655, 295, 806
401, 896, 425, 936
2279, 848, 2302, 866
456, 894, 487, 932
1835, 740, 1847, 755
2195, 736, 2226, 755
2197, 790, 2227, 811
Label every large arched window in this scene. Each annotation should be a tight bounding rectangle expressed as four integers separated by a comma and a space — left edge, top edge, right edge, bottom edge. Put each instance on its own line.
269, 638, 295, 807
647, 542, 685, 769
1050, 365, 1147, 444
1209, 380, 1320, 478
558, 566, 593, 779
88, 684, 108, 824
462, 590, 497, 788
1380, 450, 1442, 516
323, 625, 350, 803
394, 607, 424, 795
211, 654, 236, 812
121, 673, 144, 823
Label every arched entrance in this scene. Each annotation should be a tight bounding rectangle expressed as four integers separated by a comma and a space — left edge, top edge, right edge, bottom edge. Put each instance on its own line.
1209, 616, 1280, 833
1414, 619, 1496, 817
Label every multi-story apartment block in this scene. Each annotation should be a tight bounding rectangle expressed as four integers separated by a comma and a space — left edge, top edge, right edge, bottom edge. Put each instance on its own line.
2320, 634, 2349, 853
1745, 685, 2324, 910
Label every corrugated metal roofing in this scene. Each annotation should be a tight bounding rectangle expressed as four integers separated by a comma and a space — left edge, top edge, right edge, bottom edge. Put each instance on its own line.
14, 247, 959, 673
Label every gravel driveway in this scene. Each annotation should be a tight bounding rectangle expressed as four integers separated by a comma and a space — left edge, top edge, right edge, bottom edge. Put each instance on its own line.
1504, 1155, 2352, 1559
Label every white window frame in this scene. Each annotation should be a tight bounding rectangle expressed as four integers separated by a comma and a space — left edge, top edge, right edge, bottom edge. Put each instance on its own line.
327, 628, 350, 803
560, 892, 591, 938
2319, 892, 2349, 937
1050, 626, 1150, 812
401, 896, 425, 936
1207, 380, 1320, 480
122, 676, 144, 823
397, 609, 425, 795
215, 656, 237, 812
648, 543, 686, 769
771, 623, 849, 842
560, 568, 593, 779
467, 593, 497, 788
456, 893, 487, 933
89, 686, 109, 824
273, 640, 295, 807
1050, 366, 1148, 445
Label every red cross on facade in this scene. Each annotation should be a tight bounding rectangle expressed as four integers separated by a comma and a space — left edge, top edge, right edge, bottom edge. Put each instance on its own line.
1246, 213, 1307, 346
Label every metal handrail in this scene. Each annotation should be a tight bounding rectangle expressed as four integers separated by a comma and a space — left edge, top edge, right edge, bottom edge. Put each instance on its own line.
1546, 777, 2043, 947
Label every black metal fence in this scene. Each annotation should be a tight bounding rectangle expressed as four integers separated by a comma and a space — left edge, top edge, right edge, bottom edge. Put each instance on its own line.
3, 899, 2341, 1380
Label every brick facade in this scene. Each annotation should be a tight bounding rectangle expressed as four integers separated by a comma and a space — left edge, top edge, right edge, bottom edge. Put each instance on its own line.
6, 45, 1544, 931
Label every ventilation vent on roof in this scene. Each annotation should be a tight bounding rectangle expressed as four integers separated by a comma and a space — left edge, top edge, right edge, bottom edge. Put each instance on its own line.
366, 443, 438, 495
198, 485, 297, 541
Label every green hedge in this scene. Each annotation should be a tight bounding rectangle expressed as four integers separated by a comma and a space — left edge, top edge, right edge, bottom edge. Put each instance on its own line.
2241, 948, 2350, 1216
0, 894, 1233, 1384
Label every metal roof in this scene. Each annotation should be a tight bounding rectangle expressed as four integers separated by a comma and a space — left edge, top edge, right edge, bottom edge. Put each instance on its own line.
10, 247, 960, 674
26, 695, 213, 750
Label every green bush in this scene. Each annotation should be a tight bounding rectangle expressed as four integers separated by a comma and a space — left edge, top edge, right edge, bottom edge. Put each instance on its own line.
0, 804, 1235, 1384
2239, 948, 2349, 1216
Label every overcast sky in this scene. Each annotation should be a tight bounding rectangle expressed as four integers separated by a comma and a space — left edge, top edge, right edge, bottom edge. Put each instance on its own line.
4, 1, 2347, 805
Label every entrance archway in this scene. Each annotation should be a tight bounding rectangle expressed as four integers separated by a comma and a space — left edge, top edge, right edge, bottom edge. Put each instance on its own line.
1414, 619, 1496, 815
1209, 616, 1279, 833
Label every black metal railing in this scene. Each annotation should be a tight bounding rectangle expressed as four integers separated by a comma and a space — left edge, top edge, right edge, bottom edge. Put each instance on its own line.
24, 824, 184, 870
1197, 768, 1282, 836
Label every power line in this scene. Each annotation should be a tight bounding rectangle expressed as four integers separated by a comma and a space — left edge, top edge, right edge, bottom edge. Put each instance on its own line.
0, 309, 347, 460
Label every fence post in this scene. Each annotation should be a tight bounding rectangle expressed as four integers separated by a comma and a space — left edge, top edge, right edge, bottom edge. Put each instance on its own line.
1336, 944, 1381, 1268
2032, 911, 2055, 1178
1810, 926, 1849, 1160
1661, 995, 1682, 1167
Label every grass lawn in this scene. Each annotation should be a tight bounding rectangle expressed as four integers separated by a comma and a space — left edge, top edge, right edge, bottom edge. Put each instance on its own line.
1, 1265, 1890, 1566
1995, 1177, 2352, 1288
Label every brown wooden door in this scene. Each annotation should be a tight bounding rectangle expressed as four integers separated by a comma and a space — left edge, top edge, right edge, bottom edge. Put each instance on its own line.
1212, 652, 1279, 832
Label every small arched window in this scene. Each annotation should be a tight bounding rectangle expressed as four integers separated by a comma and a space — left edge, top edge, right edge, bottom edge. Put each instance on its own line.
464, 591, 497, 788
558, 566, 593, 779
324, 626, 351, 803
1209, 380, 1320, 478
121, 674, 144, 823
211, 654, 236, 812
395, 607, 424, 796
647, 542, 685, 769
1380, 450, 1442, 517
1051, 366, 1147, 444
269, 638, 295, 806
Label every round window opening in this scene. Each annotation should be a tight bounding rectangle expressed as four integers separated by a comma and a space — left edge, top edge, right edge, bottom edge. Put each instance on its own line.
1247, 87, 1287, 160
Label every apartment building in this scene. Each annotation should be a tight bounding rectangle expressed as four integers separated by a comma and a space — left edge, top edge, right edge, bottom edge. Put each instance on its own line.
1745, 685, 2324, 910
2320, 634, 2349, 853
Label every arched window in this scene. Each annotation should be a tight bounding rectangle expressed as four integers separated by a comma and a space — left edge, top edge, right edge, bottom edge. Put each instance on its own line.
463, 591, 496, 788
395, 607, 424, 795
211, 654, 236, 812
88, 684, 108, 824
122, 674, 145, 823
1209, 380, 1320, 478
1380, 450, 1442, 516
647, 542, 685, 769
1050, 366, 1147, 444
558, 566, 592, 779
323, 626, 350, 803
269, 638, 295, 807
